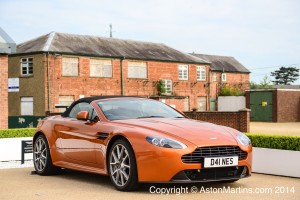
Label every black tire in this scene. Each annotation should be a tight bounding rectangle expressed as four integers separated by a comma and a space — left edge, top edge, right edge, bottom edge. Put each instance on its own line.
33, 135, 60, 175
108, 139, 138, 191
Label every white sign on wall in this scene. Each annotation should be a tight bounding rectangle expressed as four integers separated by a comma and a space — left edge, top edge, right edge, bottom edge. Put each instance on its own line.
8, 78, 19, 92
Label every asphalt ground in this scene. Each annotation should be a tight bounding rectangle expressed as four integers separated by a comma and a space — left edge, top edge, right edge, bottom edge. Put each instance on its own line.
0, 167, 299, 200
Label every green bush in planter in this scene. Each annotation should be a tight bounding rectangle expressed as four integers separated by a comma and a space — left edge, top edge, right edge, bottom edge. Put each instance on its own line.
246, 133, 300, 151
0, 128, 35, 138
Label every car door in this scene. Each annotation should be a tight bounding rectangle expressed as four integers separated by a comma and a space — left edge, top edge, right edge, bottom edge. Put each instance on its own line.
57, 102, 102, 165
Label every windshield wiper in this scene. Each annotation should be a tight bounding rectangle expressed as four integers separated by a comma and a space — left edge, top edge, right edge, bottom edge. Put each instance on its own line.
137, 116, 166, 119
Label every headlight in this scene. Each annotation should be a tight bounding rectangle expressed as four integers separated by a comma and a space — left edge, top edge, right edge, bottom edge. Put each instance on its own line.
237, 133, 251, 146
146, 136, 187, 149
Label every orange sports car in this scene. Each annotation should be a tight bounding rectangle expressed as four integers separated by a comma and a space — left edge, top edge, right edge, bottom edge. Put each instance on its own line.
33, 96, 252, 191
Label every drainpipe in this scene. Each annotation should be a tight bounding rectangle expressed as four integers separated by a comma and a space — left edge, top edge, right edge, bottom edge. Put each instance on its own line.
46, 52, 51, 111
207, 65, 210, 111
120, 56, 125, 96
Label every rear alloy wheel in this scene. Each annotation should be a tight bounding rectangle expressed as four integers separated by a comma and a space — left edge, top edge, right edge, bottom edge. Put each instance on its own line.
109, 139, 138, 191
33, 135, 60, 175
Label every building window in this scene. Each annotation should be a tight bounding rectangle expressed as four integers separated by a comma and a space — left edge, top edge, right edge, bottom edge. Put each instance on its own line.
197, 96, 207, 111
62, 57, 79, 76
197, 66, 206, 81
59, 95, 74, 112
162, 80, 172, 95
20, 58, 33, 75
213, 73, 217, 82
90, 59, 112, 77
178, 65, 188, 80
128, 61, 147, 79
21, 97, 33, 115
222, 73, 227, 82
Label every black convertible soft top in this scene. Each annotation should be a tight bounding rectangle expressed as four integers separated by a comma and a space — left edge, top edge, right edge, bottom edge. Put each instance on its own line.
61, 96, 142, 117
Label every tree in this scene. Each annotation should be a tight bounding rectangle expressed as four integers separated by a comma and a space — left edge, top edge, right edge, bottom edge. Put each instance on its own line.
250, 75, 273, 89
271, 66, 300, 85
259, 75, 273, 88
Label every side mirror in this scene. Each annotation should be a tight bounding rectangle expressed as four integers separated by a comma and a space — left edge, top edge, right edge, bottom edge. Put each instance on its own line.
76, 111, 89, 121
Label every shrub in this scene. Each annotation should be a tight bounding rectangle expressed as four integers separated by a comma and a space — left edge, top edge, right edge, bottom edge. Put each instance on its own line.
157, 80, 166, 95
0, 128, 35, 138
219, 85, 244, 96
246, 133, 300, 151
219, 85, 231, 96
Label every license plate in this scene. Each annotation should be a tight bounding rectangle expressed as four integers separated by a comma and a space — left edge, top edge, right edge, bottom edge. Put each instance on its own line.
204, 156, 238, 168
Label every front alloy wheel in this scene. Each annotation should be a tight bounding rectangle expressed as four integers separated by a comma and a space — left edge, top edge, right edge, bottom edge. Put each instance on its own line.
34, 136, 47, 172
33, 135, 60, 175
109, 139, 138, 191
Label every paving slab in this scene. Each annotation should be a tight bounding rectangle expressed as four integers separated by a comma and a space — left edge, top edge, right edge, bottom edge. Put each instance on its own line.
0, 168, 299, 200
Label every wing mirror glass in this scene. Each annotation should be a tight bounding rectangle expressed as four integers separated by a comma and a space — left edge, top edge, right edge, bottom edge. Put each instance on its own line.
76, 111, 89, 121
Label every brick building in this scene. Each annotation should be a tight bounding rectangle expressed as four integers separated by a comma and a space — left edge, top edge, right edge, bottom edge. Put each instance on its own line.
190, 54, 250, 110
8, 32, 250, 127
0, 28, 16, 129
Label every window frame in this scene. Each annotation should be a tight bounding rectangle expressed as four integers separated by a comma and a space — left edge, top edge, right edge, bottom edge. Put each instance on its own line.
127, 61, 148, 79
196, 66, 206, 81
178, 65, 188, 80
20, 97, 33, 115
89, 59, 113, 78
20, 57, 33, 76
62, 57, 79, 77
221, 73, 227, 82
162, 79, 172, 95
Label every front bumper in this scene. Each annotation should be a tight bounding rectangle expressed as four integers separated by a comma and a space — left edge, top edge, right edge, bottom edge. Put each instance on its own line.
171, 166, 250, 182
136, 144, 252, 182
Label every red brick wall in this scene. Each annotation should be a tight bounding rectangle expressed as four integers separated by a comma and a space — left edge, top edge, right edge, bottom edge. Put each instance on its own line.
46, 55, 211, 112
184, 109, 250, 132
210, 72, 250, 98
39, 55, 250, 113
276, 90, 300, 122
123, 60, 210, 110
0, 55, 8, 129
46, 56, 121, 112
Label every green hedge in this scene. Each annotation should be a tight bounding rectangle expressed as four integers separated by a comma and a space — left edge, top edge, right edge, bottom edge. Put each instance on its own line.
0, 128, 35, 138
246, 133, 300, 151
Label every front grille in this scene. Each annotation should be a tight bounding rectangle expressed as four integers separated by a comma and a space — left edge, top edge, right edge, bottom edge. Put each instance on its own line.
182, 146, 247, 164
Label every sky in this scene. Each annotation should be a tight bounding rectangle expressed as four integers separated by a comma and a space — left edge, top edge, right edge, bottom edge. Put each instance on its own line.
1, 0, 299, 84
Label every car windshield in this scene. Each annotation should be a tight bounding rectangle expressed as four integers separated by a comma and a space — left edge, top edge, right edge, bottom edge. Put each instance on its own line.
97, 99, 184, 120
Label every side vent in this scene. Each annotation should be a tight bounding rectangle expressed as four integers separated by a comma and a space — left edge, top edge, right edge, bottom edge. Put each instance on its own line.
97, 132, 109, 140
